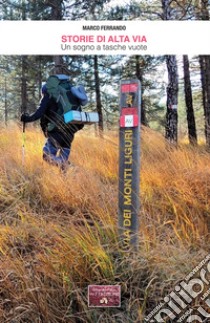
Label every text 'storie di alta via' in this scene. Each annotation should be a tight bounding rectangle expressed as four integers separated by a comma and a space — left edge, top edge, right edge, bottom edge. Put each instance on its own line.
61, 35, 147, 43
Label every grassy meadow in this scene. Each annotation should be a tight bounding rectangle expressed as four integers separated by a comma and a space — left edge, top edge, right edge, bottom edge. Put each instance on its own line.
0, 124, 209, 322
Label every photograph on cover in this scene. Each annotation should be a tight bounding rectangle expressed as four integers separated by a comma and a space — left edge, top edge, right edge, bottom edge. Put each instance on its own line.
0, 0, 210, 322
0, 52, 210, 322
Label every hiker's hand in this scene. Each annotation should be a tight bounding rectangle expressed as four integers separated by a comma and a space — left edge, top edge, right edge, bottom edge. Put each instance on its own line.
21, 113, 29, 123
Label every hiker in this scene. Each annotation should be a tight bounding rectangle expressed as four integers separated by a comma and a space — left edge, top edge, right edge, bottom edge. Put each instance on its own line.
20, 75, 86, 171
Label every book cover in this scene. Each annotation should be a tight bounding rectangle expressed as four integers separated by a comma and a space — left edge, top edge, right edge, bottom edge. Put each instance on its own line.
0, 2, 210, 322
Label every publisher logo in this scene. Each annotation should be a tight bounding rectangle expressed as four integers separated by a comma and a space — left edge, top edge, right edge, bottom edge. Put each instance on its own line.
145, 254, 210, 322
88, 285, 121, 307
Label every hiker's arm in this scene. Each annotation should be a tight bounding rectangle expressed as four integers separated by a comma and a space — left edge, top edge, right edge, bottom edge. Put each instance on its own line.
21, 95, 49, 123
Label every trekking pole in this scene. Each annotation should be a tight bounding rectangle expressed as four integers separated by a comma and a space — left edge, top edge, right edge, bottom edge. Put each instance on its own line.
22, 121, 26, 166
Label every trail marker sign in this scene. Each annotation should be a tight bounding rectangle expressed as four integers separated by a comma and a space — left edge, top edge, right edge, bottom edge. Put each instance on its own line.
118, 79, 141, 251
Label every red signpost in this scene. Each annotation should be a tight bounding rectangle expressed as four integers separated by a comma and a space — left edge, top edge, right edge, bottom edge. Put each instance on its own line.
118, 79, 141, 251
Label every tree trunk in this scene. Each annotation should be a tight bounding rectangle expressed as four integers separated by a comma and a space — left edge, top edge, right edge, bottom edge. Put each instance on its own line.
135, 55, 147, 126
204, 56, 210, 148
46, 0, 63, 19
197, 0, 210, 148
165, 55, 178, 143
195, 0, 210, 148
4, 77, 8, 126
38, 56, 42, 98
50, 0, 65, 74
183, 55, 197, 145
53, 56, 66, 74
94, 55, 104, 134
161, 0, 173, 19
161, 1, 179, 144
21, 55, 27, 117
199, 56, 208, 140
200, 0, 209, 20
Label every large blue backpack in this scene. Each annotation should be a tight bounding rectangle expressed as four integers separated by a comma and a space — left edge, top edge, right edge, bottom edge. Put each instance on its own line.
46, 74, 88, 113
44, 74, 88, 131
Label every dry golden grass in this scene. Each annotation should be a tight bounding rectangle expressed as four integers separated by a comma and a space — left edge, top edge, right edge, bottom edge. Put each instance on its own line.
0, 124, 209, 322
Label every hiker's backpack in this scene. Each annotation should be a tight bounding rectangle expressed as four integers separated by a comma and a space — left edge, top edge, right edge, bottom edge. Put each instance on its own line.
44, 74, 88, 131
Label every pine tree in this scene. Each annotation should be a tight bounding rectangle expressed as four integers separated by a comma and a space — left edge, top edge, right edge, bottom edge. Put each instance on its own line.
94, 56, 104, 134
161, 0, 179, 143
197, 0, 210, 147
183, 55, 197, 144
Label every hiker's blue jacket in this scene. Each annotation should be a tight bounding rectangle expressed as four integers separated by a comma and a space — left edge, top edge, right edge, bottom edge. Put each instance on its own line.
21, 94, 51, 123
21, 90, 81, 124
20, 92, 84, 149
